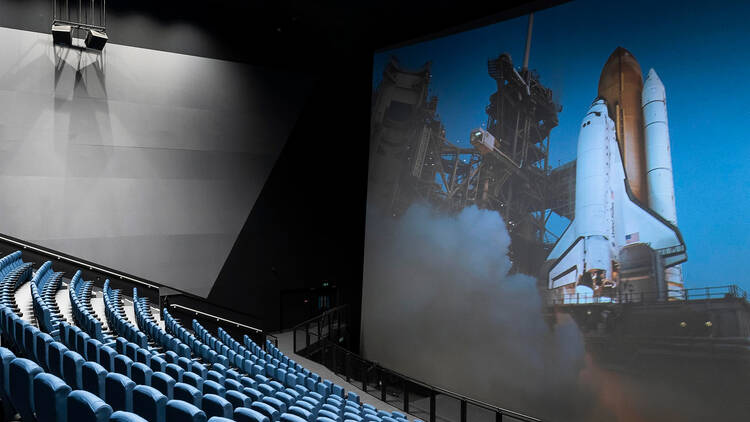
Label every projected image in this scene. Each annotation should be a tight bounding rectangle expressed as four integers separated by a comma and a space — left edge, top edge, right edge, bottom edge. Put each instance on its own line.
362, 1, 750, 421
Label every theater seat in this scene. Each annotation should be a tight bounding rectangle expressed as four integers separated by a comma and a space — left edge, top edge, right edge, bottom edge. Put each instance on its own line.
109, 410, 149, 422
131, 362, 153, 386
208, 417, 236, 422
35, 332, 54, 371
99, 345, 117, 372
151, 372, 176, 399
203, 380, 226, 397
234, 407, 271, 422
181, 370, 203, 392
252, 401, 281, 422
33, 372, 72, 422
149, 355, 167, 373
82, 361, 107, 399
114, 355, 134, 378
9, 357, 43, 421
67, 390, 113, 422
288, 405, 313, 422
226, 391, 252, 409
47, 341, 68, 377
282, 414, 309, 422
202, 394, 233, 419
166, 399, 207, 422
63, 350, 85, 389
105, 372, 135, 412
132, 385, 167, 422
174, 382, 202, 407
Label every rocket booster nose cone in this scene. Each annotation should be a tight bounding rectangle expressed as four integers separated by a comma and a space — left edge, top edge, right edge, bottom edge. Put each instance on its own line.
642, 68, 666, 105
587, 98, 609, 116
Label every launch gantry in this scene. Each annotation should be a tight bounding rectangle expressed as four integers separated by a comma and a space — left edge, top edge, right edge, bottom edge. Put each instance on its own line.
368, 55, 565, 274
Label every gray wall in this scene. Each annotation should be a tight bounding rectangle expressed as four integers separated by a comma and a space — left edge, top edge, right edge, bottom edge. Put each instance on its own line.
0, 27, 308, 296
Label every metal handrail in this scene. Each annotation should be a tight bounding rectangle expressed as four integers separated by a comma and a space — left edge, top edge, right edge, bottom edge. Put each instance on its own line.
168, 303, 277, 344
295, 308, 543, 422
548, 284, 746, 306
0, 233, 158, 290
318, 339, 543, 422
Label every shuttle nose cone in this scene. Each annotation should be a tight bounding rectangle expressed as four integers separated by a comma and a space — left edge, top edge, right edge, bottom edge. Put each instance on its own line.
642, 68, 666, 105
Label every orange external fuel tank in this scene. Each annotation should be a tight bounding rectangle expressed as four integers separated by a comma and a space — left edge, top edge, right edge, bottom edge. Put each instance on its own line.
598, 47, 648, 204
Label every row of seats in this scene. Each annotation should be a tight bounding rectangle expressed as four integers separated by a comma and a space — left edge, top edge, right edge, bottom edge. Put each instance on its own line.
29, 261, 65, 333
103, 281, 149, 349
0, 251, 33, 316
69, 271, 108, 342
1, 345, 211, 422
0, 251, 418, 422
133, 289, 193, 359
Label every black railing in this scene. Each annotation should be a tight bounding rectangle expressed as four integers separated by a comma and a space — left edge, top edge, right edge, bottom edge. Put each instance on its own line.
548, 284, 747, 306
294, 308, 542, 422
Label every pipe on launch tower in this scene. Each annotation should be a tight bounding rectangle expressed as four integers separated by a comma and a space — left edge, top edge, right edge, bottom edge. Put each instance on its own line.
522, 13, 534, 73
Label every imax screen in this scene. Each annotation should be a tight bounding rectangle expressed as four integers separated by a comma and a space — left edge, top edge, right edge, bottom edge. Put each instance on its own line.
361, 1, 750, 421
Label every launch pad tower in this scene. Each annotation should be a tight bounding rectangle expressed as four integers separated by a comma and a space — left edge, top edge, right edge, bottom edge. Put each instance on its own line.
368, 54, 562, 274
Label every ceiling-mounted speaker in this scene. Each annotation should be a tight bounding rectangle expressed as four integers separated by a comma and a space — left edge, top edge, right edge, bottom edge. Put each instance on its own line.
85, 29, 108, 51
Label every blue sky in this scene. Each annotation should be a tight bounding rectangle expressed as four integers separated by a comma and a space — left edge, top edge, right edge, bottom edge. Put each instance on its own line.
372, 0, 750, 290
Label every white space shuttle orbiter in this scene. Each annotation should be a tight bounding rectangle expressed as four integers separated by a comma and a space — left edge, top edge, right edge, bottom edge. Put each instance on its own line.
546, 48, 686, 303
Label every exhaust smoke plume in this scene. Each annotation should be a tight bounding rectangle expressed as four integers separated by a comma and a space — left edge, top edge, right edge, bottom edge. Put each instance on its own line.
360, 203, 748, 421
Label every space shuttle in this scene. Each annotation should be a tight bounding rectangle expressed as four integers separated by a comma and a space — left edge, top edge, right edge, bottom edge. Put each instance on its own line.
546, 47, 687, 303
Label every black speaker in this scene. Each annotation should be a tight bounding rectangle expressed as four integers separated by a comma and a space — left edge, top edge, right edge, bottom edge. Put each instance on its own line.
51, 24, 72, 46
85, 29, 108, 51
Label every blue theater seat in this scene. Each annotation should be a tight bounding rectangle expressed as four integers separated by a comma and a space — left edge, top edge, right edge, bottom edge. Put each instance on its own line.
151, 372, 176, 399
203, 379, 226, 397
252, 401, 281, 422
109, 410, 149, 422
263, 396, 288, 413
208, 417, 235, 422
166, 399, 207, 422
166, 363, 185, 382
67, 390, 113, 422
135, 348, 151, 365
190, 361, 208, 379
35, 332, 54, 370
0, 347, 16, 400
114, 354, 134, 378
105, 372, 135, 412
33, 372, 72, 422
9, 357, 43, 421
77, 331, 92, 357
317, 417, 338, 422
202, 394, 233, 419
99, 345, 117, 371
82, 361, 108, 399
133, 385, 167, 422
243, 387, 263, 402
225, 389, 252, 409
63, 350, 85, 389
174, 382, 202, 407
319, 409, 342, 422
86, 339, 103, 365
288, 405, 313, 422
282, 414, 309, 422
149, 355, 167, 373
47, 341, 68, 377
131, 362, 153, 386
182, 370, 204, 391
207, 370, 225, 384
234, 407, 271, 422
225, 378, 243, 392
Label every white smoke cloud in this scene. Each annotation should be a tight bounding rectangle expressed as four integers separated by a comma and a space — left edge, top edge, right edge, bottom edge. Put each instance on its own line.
359, 203, 748, 422
361, 204, 593, 420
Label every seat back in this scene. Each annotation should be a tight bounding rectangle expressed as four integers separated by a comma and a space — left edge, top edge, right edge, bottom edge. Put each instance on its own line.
173, 382, 202, 407
82, 361, 107, 399
67, 390, 113, 422
62, 350, 85, 389
165, 399, 207, 422
105, 372, 136, 412
33, 372, 72, 422
202, 394, 233, 420
9, 357, 44, 421
132, 385, 168, 422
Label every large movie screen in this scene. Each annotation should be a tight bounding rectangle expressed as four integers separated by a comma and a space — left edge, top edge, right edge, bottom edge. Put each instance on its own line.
361, 1, 750, 420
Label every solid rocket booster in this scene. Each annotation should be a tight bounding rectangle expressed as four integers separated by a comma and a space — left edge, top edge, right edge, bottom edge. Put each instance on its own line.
598, 47, 649, 204
642, 68, 683, 292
